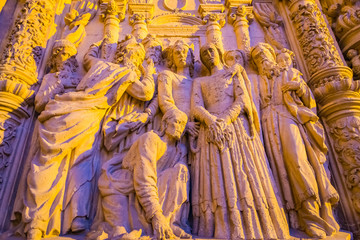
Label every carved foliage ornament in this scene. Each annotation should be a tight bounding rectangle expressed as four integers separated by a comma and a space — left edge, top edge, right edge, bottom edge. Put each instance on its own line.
290, 3, 343, 76
329, 116, 360, 213
1, 0, 55, 76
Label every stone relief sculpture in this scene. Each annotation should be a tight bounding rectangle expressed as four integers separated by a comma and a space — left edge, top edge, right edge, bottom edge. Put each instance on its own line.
158, 40, 199, 140
0, 0, 359, 239
253, 3, 289, 51
10, 36, 154, 240
101, 34, 156, 156
190, 42, 289, 239
34, 40, 80, 113
251, 43, 340, 238
347, 49, 360, 78
97, 108, 191, 239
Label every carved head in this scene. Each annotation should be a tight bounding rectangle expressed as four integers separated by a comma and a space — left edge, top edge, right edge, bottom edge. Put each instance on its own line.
48, 40, 78, 73
165, 40, 195, 77
224, 50, 246, 68
250, 43, 277, 75
200, 43, 224, 71
142, 34, 163, 65
347, 49, 359, 60
115, 35, 146, 71
276, 48, 295, 69
161, 108, 188, 140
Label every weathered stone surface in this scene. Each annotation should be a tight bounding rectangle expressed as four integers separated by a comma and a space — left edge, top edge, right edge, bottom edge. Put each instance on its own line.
0, 0, 359, 239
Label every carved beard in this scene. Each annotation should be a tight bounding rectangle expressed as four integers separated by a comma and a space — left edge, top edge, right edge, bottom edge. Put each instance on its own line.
260, 62, 280, 79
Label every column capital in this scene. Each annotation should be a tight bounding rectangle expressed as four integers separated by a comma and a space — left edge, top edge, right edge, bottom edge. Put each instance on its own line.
128, 0, 155, 19
228, 5, 253, 26
100, 0, 127, 22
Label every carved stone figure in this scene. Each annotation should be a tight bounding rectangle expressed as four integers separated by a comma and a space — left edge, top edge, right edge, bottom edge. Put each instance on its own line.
12, 37, 153, 240
347, 49, 360, 78
251, 43, 340, 238
191, 43, 289, 239
34, 40, 80, 113
158, 39, 199, 139
102, 35, 157, 156
98, 108, 191, 239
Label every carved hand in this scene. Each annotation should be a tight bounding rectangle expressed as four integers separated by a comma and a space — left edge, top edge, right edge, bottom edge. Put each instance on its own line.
152, 212, 176, 240
281, 81, 301, 92
128, 112, 150, 133
143, 58, 156, 76
186, 121, 200, 136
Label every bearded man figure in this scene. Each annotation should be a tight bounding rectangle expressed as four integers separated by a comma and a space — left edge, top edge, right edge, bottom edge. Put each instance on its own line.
251, 43, 340, 239
12, 36, 154, 240
98, 108, 192, 240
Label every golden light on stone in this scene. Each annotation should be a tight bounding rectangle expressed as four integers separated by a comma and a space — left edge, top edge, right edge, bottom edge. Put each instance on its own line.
0, 0, 358, 239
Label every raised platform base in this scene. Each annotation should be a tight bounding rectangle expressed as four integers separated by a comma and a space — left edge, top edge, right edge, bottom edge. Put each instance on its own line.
5, 230, 352, 240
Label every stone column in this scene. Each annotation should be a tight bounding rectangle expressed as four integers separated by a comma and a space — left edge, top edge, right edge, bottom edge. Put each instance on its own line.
203, 13, 225, 53
320, 0, 360, 80
286, 0, 360, 237
228, 5, 253, 53
130, 14, 149, 41
0, 0, 57, 231
128, 0, 154, 41
100, 0, 126, 61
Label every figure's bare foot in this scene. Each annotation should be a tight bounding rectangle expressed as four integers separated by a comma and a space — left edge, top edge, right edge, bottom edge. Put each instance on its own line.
71, 216, 89, 232
27, 228, 42, 240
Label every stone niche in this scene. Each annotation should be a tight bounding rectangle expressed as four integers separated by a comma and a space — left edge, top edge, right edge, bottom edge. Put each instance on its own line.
0, 0, 358, 239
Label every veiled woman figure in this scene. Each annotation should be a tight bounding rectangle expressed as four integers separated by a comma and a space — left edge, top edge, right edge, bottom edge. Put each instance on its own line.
191, 43, 289, 239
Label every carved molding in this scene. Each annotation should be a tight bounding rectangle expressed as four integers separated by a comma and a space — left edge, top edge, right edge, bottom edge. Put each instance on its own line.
148, 12, 207, 36
308, 66, 353, 103
225, 0, 251, 8
198, 3, 225, 18
128, 0, 154, 19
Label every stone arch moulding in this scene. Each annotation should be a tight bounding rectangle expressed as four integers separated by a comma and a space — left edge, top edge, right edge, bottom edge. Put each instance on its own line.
148, 12, 207, 36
